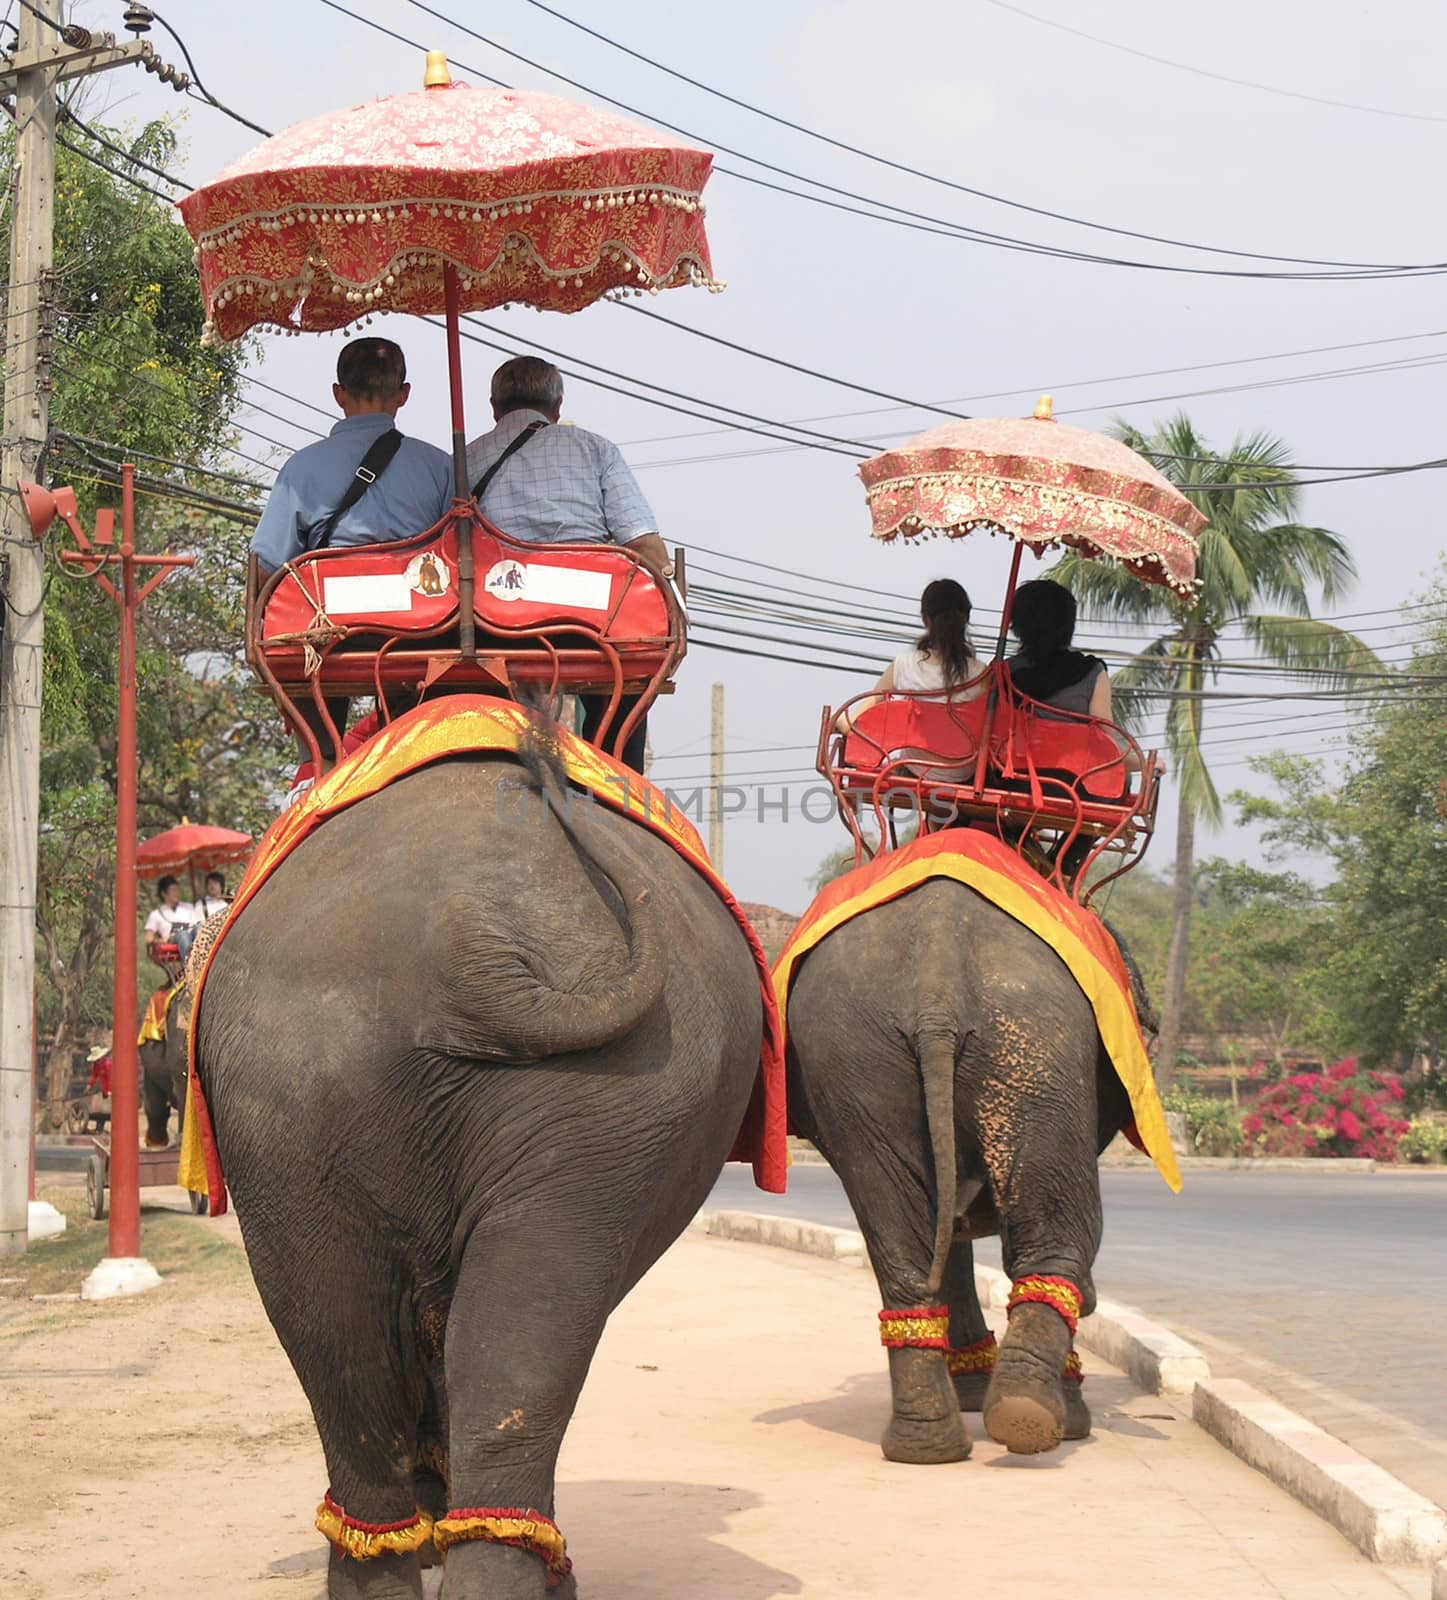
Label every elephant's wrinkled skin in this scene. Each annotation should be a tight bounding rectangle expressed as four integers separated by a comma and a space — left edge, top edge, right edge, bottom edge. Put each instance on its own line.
140, 985, 190, 1149
195, 756, 763, 1599
785, 879, 1138, 1463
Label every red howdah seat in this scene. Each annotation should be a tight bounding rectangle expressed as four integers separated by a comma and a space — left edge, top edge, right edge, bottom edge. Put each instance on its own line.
822, 672, 1162, 901
250, 511, 681, 701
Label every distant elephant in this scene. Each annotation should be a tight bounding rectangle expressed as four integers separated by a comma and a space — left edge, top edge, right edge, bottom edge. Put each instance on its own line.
785, 879, 1150, 1463
140, 984, 191, 1150
193, 746, 765, 1600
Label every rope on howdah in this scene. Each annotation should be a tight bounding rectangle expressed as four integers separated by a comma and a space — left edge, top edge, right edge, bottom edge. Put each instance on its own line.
315, 1494, 435, 1559
878, 1306, 951, 1349
1007, 1275, 1085, 1337
433, 1507, 572, 1587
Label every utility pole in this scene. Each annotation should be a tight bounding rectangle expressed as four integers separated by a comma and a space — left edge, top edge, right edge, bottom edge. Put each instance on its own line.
709, 681, 724, 870
0, 4, 179, 1257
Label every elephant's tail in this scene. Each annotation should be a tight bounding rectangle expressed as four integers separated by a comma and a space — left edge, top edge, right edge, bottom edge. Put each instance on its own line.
917, 1030, 958, 1299
436, 712, 664, 1063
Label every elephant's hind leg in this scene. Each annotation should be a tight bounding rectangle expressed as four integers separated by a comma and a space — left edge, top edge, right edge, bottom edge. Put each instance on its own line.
825, 1132, 970, 1466
439, 1220, 615, 1599
976, 1080, 1101, 1456
243, 1229, 429, 1600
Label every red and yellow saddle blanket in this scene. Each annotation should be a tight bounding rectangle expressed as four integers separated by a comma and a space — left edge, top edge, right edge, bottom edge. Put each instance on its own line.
185, 695, 787, 1215
772, 831, 1182, 1191
138, 983, 181, 1047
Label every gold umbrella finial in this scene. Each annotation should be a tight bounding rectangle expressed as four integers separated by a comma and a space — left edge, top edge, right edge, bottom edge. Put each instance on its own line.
424, 50, 452, 88
1033, 394, 1055, 421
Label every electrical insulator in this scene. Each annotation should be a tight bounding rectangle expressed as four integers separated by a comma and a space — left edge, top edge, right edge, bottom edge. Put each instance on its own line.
123, 4, 155, 34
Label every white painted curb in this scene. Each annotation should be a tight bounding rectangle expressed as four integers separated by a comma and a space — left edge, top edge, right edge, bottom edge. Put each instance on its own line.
1194, 1378, 1447, 1565
694, 1209, 868, 1264
697, 1206, 1447, 1565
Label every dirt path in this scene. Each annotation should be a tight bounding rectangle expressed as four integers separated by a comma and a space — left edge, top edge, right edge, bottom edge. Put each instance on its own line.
0, 1196, 1429, 1599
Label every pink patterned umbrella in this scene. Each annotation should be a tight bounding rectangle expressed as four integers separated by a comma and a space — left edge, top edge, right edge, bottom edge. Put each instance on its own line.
178, 58, 720, 342
859, 398, 1205, 595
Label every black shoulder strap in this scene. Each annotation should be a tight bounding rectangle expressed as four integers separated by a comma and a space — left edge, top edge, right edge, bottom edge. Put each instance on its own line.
471, 420, 548, 502
307, 429, 405, 551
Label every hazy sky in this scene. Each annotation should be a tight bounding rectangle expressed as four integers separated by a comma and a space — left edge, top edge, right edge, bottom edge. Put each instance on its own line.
68, 0, 1447, 910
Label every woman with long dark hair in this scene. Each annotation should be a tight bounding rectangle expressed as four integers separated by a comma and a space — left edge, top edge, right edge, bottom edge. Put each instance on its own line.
836, 578, 985, 731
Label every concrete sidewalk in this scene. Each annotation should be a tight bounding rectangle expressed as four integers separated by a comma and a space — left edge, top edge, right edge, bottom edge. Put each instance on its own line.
568, 1236, 1426, 1599
1, 1206, 1430, 1599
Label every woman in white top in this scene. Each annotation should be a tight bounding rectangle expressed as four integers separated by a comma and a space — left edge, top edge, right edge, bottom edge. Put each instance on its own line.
836, 578, 987, 733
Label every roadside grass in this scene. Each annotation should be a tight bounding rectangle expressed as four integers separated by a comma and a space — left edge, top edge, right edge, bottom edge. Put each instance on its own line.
0, 1185, 246, 1303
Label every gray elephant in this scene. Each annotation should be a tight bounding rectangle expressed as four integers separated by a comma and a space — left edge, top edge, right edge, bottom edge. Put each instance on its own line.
140, 985, 190, 1150
784, 878, 1154, 1464
193, 745, 767, 1599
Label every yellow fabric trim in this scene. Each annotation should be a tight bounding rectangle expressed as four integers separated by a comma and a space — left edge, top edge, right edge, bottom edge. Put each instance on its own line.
433, 1512, 569, 1571
138, 983, 181, 1047
879, 1312, 950, 1345
177, 1078, 207, 1196
314, 1502, 435, 1560
773, 852, 1182, 1192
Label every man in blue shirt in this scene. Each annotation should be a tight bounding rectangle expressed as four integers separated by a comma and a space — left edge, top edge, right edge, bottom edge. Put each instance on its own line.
252, 339, 453, 766
465, 357, 674, 772
252, 339, 454, 573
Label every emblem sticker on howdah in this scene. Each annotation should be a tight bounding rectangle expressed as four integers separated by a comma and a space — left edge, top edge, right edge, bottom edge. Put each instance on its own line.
484, 558, 612, 611
405, 550, 451, 597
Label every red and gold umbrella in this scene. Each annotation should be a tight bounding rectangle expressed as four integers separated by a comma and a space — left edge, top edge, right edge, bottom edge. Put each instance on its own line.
136, 823, 253, 880
859, 397, 1205, 598
179, 51, 721, 650
177, 58, 720, 343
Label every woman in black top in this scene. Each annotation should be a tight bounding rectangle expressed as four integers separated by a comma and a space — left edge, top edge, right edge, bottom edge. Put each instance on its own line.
1005, 579, 1113, 718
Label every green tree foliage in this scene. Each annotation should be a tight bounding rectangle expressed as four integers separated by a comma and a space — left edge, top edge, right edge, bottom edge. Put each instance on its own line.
2, 119, 290, 1119
1050, 414, 1379, 1087
1236, 587, 1447, 1068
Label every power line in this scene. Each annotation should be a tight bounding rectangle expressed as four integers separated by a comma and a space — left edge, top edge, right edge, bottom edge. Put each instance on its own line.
58, 109, 193, 192
981, 0, 1447, 127
144, 6, 274, 137
516, 0, 1443, 268
334, 0, 1440, 281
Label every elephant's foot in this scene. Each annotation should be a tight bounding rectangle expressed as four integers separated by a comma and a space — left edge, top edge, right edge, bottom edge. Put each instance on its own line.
983, 1303, 1072, 1455
951, 1369, 991, 1413
327, 1546, 423, 1599
440, 1540, 561, 1597
1063, 1380, 1092, 1441
144, 1131, 169, 1150
882, 1346, 971, 1465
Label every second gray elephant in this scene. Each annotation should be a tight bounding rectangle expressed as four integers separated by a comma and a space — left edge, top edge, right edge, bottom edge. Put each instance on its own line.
785, 877, 1149, 1464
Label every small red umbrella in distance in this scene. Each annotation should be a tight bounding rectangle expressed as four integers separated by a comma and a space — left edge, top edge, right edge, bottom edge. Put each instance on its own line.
136, 823, 253, 892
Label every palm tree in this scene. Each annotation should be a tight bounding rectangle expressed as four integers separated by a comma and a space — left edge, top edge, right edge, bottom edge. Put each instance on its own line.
1052, 414, 1379, 1089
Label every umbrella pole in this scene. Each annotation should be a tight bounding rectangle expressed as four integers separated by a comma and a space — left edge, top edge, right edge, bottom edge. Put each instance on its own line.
444, 264, 476, 659
971, 542, 1025, 795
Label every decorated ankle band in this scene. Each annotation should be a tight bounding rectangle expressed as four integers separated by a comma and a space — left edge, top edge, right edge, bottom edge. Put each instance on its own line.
315, 1493, 435, 1560
1006, 1275, 1084, 1337
946, 1331, 998, 1375
878, 1305, 950, 1350
434, 1506, 572, 1588
1064, 1350, 1084, 1385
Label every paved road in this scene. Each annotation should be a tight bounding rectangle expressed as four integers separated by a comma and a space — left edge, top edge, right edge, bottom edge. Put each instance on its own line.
710, 1164, 1447, 1510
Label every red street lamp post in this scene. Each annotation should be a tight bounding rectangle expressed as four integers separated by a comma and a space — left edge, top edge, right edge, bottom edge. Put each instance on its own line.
20, 465, 193, 1285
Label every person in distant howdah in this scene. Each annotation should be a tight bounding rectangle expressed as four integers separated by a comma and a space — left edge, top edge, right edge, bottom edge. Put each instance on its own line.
144, 876, 199, 976
835, 578, 987, 734
194, 872, 231, 922
251, 339, 454, 764
465, 356, 673, 773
